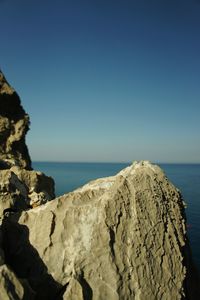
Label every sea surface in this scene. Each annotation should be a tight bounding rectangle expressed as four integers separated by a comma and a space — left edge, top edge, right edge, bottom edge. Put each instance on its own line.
33, 162, 200, 272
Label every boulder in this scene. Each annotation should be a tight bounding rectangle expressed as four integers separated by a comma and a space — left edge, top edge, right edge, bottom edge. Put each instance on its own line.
10, 167, 55, 207
2, 161, 193, 299
0, 169, 28, 216
0, 168, 55, 216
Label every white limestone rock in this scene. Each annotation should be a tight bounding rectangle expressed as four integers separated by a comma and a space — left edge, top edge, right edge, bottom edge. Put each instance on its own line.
3, 161, 191, 299
0, 168, 55, 217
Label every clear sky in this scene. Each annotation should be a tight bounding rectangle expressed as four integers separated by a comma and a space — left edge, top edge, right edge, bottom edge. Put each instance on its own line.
1, 0, 200, 163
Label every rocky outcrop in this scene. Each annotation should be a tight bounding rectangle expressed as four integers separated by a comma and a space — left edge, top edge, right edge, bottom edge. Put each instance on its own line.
0, 70, 55, 214
0, 70, 31, 169
0, 70, 55, 299
0, 167, 55, 216
2, 161, 194, 299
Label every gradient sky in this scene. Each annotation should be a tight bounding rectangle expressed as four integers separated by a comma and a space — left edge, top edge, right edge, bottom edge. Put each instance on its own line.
1, 0, 200, 163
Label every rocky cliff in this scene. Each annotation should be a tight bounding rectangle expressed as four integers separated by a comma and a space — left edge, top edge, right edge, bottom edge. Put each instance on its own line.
0, 70, 55, 214
0, 70, 55, 299
0, 70, 31, 169
0, 71, 198, 299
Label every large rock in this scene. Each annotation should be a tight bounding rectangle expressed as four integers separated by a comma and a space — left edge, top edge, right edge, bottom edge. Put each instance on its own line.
0, 70, 31, 169
2, 161, 194, 299
0, 169, 28, 216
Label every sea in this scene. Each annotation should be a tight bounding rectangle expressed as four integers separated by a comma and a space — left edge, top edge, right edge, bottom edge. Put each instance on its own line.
33, 162, 200, 272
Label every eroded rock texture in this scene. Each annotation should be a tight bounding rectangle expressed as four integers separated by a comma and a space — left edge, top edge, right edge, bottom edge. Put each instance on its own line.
0, 264, 35, 300
0, 167, 55, 216
2, 161, 194, 299
0, 70, 31, 169
0, 70, 55, 299
0, 70, 55, 214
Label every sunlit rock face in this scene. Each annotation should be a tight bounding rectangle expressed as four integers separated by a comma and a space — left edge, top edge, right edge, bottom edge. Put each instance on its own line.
0, 70, 31, 170
3, 161, 193, 300
0, 167, 55, 216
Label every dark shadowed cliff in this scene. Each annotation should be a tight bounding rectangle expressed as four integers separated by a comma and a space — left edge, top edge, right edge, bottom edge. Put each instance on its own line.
0, 70, 31, 170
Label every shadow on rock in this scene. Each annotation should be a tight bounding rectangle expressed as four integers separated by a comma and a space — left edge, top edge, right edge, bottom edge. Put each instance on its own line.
184, 237, 200, 300
1, 212, 66, 300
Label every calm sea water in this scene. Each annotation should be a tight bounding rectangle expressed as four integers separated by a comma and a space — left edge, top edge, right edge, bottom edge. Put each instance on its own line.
33, 162, 200, 271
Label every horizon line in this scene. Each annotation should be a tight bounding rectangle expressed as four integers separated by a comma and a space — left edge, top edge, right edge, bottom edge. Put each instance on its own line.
32, 160, 200, 165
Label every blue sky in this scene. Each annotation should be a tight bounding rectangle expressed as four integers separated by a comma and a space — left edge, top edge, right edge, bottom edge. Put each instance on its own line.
1, 0, 200, 163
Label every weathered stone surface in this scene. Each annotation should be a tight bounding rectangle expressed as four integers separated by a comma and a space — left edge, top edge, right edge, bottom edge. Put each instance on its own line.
0, 219, 5, 266
0, 70, 56, 299
0, 169, 28, 216
2, 161, 192, 299
0, 70, 55, 215
0, 168, 55, 216
0, 264, 35, 300
10, 167, 55, 207
62, 279, 84, 300
0, 70, 31, 169
0, 264, 24, 300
